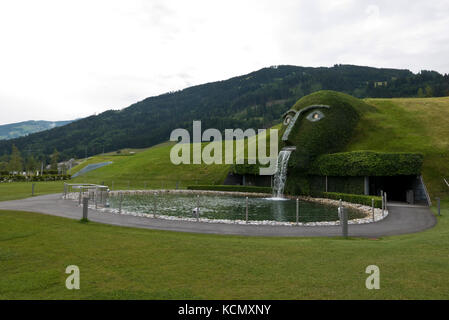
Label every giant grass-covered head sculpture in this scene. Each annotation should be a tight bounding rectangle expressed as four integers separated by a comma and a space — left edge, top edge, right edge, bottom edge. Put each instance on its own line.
279, 91, 361, 172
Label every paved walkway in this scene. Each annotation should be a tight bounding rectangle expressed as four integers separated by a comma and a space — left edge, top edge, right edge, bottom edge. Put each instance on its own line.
0, 194, 437, 237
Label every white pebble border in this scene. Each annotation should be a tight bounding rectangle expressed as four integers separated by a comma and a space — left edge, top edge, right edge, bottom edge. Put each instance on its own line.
64, 189, 388, 227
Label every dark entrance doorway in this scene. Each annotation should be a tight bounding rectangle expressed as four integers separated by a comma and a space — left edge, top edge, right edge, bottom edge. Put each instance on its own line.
223, 172, 272, 187
369, 175, 417, 202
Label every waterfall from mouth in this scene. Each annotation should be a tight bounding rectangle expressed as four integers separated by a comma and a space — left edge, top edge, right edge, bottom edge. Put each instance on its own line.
272, 148, 294, 198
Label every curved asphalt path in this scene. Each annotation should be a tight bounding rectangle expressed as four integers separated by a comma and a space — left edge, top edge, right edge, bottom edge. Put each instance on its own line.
0, 193, 437, 237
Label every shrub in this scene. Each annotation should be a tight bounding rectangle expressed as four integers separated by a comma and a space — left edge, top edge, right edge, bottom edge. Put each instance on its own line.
322, 192, 382, 208
44, 170, 59, 175
232, 162, 265, 175
187, 185, 272, 193
0, 174, 71, 183
308, 151, 423, 176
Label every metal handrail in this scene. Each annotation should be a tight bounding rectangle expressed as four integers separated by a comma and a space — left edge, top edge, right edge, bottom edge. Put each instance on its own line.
420, 175, 432, 206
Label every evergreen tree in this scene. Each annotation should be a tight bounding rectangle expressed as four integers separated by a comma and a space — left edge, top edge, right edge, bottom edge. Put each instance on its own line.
50, 149, 59, 171
417, 88, 424, 97
425, 85, 434, 97
8, 145, 23, 173
25, 155, 38, 174
0, 153, 8, 172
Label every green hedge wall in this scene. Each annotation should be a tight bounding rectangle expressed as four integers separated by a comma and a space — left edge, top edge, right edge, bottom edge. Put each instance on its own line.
187, 185, 272, 193
308, 151, 423, 176
0, 174, 71, 182
322, 192, 382, 208
231, 158, 276, 175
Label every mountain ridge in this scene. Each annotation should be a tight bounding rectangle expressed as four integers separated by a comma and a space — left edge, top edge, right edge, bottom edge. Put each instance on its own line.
0, 120, 73, 140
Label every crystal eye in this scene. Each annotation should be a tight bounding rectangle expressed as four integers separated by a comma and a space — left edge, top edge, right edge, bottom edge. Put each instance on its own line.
306, 110, 324, 122
283, 115, 292, 125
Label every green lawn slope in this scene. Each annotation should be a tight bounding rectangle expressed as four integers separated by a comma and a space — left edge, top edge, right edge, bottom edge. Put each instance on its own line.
347, 97, 449, 198
70, 142, 231, 190
69, 126, 280, 190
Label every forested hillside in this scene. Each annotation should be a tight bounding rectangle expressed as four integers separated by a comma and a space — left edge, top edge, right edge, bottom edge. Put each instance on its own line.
0, 64, 448, 163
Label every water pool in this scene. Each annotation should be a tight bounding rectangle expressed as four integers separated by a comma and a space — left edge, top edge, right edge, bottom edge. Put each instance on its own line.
108, 192, 365, 223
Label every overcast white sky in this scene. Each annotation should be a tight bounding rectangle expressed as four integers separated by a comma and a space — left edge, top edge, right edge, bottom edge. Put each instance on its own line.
1, 0, 448, 125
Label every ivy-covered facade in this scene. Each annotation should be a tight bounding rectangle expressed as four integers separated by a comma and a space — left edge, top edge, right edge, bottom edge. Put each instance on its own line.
229, 91, 429, 204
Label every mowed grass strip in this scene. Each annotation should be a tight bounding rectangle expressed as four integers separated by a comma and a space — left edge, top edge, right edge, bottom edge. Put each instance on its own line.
0, 204, 448, 300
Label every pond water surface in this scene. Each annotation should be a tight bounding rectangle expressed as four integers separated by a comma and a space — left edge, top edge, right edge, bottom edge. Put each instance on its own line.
108, 193, 364, 223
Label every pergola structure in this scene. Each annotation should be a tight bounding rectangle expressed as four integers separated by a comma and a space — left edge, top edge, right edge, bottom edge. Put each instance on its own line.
63, 183, 109, 208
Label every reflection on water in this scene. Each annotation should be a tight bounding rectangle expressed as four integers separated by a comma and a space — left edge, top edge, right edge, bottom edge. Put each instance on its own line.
109, 193, 364, 223
271, 200, 287, 221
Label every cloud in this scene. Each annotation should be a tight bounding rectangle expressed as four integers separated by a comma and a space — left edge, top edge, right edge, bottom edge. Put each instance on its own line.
0, 0, 448, 125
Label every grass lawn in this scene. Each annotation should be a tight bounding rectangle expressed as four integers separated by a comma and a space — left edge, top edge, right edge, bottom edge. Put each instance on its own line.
0, 202, 447, 299
0, 181, 65, 202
